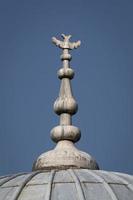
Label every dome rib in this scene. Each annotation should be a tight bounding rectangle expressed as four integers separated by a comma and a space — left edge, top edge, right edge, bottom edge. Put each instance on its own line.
13, 171, 40, 200
86, 170, 118, 200
0, 175, 12, 179
45, 170, 55, 200
0, 173, 27, 187
112, 173, 133, 192
68, 169, 86, 200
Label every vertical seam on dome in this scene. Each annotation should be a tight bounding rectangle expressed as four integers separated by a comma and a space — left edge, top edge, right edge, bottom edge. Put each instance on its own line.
86, 170, 118, 200
0, 173, 28, 187
45, 170, 55, 200
111, 172, 133, 192
68, 169, 86, 200
13, 171, 41, 200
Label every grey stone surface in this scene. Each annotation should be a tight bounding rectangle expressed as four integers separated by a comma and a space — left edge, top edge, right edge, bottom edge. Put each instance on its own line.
0, 169, 133, 200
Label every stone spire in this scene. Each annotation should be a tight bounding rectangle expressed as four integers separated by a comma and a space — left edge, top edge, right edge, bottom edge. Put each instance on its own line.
51, 34, 81, 143
32, 34, 99, 171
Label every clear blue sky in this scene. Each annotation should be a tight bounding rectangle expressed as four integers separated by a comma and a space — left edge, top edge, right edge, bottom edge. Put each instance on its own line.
0, 0, 133, 175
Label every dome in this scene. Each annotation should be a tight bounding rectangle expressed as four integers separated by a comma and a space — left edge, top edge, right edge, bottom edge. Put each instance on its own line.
0, 169, 133, 200
1, 34, 133, 199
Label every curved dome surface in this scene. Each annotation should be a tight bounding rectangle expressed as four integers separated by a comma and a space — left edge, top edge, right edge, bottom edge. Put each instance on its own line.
0, 169, 133, 200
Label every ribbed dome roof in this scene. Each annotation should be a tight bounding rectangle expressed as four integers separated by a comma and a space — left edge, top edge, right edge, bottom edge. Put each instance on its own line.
0, 169, 133, 200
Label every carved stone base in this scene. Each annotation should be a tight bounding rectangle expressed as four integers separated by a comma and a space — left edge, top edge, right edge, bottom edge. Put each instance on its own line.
32, 140, 99, 171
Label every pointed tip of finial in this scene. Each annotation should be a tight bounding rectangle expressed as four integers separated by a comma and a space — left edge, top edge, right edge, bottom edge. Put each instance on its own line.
52, 34, 81, 49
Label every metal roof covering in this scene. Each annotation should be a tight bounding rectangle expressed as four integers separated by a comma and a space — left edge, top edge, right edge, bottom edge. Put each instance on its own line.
0, 169, 133, 200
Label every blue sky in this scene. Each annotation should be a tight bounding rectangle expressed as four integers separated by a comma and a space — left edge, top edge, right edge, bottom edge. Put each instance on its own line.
0, 0, 133, 175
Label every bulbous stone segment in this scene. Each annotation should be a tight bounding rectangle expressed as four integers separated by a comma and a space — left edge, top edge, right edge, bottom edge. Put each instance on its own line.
51, 125, 81, 143
54, 96, 78, 115
33, 140, 99, 171
58, 68, 74, 79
